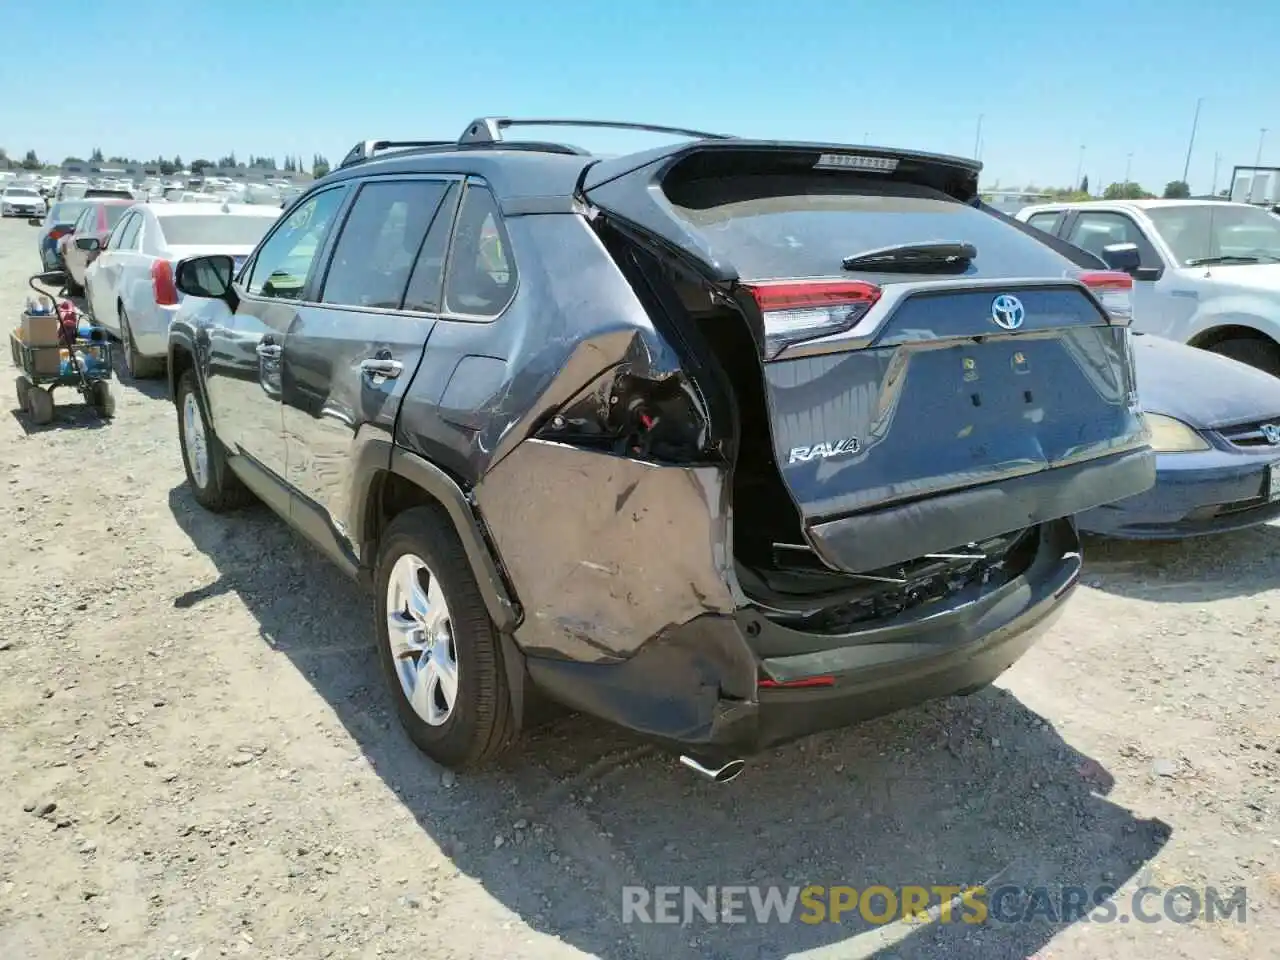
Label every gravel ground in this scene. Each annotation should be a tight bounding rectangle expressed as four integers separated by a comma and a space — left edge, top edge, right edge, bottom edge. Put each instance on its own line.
0, 215, 1277, 960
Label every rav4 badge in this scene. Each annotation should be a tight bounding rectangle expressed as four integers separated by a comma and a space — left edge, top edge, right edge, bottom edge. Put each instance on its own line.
788, 438, 861, 464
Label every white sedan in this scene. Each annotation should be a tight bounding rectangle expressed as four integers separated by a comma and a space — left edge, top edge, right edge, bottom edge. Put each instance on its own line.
84, 202, 281, 378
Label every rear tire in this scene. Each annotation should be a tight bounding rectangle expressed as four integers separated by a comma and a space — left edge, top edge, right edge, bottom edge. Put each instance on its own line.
374, 506, 517, 770
175, 368, 251, 511
1204, 336, 1280, 377
120, 307, 164, 379
27, 386, 54, 425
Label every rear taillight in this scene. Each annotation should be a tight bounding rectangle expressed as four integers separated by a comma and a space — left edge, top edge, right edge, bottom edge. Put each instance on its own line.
742, 280, 882, 359
759, 675, 836, 689
49, 226, 69, 240
1077, 270, 1134, 325
151, 260, 179, 306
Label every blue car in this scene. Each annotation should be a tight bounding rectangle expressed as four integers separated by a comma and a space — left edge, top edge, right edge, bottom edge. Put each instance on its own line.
1079, 333, 1280, 538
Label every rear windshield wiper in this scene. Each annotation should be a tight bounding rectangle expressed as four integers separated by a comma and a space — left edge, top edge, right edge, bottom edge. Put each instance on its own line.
1185, 254, 1280, 266
842, 241, 977, 272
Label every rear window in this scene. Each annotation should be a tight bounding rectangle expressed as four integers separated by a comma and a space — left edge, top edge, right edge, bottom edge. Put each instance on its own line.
5, 187, 39, 197
102, 205, 130, 228
662, 176, 1077, 281
157, 214, 277, 246
50, 201, 87, 224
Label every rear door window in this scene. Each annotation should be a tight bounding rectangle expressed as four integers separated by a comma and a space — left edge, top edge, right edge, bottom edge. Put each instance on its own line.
1025, 211, 1064, 236
442, 183, 517, 318
115, 213, 143, 250
320, 179, 450, 309
402, 183, 460, 313
1065, 211, 1161, 268
661, 176, 1077, 281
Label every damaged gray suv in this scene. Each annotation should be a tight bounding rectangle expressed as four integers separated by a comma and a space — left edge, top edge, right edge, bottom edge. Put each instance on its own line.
167, 118, 1154, 779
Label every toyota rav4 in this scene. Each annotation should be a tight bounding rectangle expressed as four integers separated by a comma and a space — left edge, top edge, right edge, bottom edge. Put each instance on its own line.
167, 118, 1154, 779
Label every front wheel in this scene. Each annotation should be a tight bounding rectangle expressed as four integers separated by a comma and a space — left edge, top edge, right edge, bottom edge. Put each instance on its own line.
374, 506, 516, 770
175, 369, 251, 511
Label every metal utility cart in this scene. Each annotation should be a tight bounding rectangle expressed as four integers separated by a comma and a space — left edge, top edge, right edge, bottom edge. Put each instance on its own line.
11, 271, 115, 425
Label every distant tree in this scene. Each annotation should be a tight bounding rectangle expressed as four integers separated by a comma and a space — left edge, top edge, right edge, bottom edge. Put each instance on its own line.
190, 158, 211, 174
249, 155, 276, 169
63, 156, 84, 165
1047, 186, 1090, 202
21, 149, 41, 170
1079, 175, 1089, 194
312, 153, 330, 178
1103, 181, 1149, 200
90, 147, 104, 162
215, 152, 240, 168
1163, 179, 1191, 199
0, 147, 8, 169
1023, 183, 1041, 194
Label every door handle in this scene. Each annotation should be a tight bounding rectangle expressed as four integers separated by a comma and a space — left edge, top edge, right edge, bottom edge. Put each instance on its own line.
360, 358, 403, 379
256, 342, 282, 360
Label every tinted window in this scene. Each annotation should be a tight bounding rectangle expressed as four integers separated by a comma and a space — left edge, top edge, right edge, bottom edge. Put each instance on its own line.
73, 207, 95, 232
1025, 212, 1063, 236
443, 184, 517, 317
1065, 211, 1159, 267
321, 179, 449, 309
246, 186, 348, 300
403, 183, 460, 313
1145, 204, 1280, 265
49, 201, 88, 224
4, 187, 39, 197
157, 214, 278, 247
115, 213, 143, 250
662, 177, 1078, 281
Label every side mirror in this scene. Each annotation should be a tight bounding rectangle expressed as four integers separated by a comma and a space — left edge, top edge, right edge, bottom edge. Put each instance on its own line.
27, 217, 42, 227
75, 236, 101, 252
1101, 242, 1141, 273
175, 254, 237, 302
1134, 266, 1162, 282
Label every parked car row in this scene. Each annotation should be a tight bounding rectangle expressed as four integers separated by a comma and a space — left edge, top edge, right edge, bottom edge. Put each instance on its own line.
27, 198, 282, 377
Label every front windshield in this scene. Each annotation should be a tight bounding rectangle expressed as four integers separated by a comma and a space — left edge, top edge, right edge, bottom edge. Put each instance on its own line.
1145, 204, 1280, 265
5, 187, 39, 197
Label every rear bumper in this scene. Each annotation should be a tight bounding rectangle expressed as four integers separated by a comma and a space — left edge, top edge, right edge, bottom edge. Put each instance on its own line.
129, 302, 179, 358
1077, 448, 1280, 538
524, 519, 1080, 759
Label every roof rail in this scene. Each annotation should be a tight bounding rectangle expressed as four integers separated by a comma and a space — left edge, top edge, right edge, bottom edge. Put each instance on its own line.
339, 139, 454, 170
457, 117, 733, 146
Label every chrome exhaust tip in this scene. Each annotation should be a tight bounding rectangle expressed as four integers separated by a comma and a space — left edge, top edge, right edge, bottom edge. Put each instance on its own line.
679, 754, 746, 783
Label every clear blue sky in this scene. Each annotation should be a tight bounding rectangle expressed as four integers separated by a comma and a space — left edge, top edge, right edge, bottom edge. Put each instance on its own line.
3, 0, 1274, 194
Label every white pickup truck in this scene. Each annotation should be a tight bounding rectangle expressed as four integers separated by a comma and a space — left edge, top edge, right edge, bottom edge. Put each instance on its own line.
1016, 199, 1280, 375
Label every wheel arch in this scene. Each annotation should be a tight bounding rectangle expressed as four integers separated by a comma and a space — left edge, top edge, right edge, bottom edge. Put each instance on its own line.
1187, 321, 1280, 351
355, 444, 528, 730
167, 335, 195, 404
354, 443, 521, 634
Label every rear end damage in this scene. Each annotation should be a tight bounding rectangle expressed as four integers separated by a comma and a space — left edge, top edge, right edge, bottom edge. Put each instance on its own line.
473, 140, 1153, 773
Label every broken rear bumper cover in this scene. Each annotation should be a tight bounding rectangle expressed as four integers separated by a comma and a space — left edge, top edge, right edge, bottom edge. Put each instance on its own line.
522, 518, 1081, 759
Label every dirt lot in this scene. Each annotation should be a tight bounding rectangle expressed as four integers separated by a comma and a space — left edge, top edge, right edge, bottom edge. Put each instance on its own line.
0, 215, 1277, 960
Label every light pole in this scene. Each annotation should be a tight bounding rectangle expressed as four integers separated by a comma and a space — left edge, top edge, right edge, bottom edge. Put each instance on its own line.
1211, 152, 1221, 197
973, 114, 984, 160
1181, 97, 1202, 185
1124, 153, 1133, 186
1252, 129, 1268, 202
1074, 144, 1086, 191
